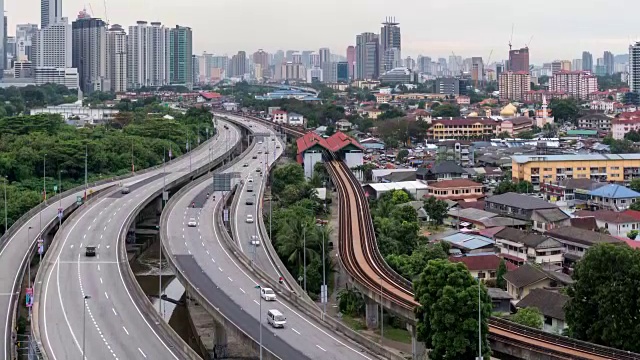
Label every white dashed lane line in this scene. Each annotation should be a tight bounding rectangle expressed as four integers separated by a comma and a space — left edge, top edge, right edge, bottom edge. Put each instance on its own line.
292, 328, 301, 335
316, 345, 326, 352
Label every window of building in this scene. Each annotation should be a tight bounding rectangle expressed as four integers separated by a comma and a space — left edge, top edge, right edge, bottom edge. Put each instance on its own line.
544, 316, 553, 326
477, 272, 485, 279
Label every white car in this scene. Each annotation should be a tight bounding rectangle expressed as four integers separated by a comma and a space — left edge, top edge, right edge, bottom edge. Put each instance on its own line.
261, 287, 276, 301
246, 214, 254, 223
250, 235, 260, 246
258, 140, 263, 144
187, 218, 197, 227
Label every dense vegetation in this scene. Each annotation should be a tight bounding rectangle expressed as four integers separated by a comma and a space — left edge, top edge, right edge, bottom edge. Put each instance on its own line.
268, 163, 330, 300
0, 104, 215, 233
565, 244, 640, 352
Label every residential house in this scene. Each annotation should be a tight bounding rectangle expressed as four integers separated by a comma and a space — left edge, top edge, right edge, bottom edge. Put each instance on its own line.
427, 179, 484, 202
587, 184, 640, 211
577, 111, 612, 131
447, 207, 528, 230
449, 254, 516, 281
546, 226, 623, 269
503, 263, 569, 302
612, 111, 640, 140
335, 119, 352, 132
361, 107, 382, 119
516, 289, 569, 334
487, 288, 512, 313
436, 141, 474, 166
574, 210, 640, 237
539, 178, 606, 207
495, 228, 564, 267
272, 110, 288, 123
439, 232, 495, 254
375, 93, 392, 103
465, 167, 503, 181
484, 193, 558, 221
456, 95, 471, 105
423, 161, 468, 181
287, 112, 305, 127
530, 208, 571, 233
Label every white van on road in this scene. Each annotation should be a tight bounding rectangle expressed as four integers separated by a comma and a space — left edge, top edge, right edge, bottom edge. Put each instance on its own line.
267, 309, 286, 328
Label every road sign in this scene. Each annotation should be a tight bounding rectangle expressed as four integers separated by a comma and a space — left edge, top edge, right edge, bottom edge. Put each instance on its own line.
162, 191, 169, 201
25, 288, 33, 307
76, 196, 83, 205
53, 185, 58, 192
38, 244, 44, 255
57, 207, 63, 219
213, 173, 239, 192
321, 285, 328, 304
223, 209, 229, 222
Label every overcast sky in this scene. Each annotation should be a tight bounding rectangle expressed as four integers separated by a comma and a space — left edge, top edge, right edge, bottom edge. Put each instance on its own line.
7, 0, 640, 64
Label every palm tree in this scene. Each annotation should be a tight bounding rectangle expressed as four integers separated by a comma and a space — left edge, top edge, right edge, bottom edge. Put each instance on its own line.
276, 217, 320, 272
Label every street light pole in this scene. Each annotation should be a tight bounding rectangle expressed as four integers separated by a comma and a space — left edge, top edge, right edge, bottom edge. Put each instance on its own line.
254, 285, 263, 360
43, 154, 47, 205
84, 145, 88, 199
303, 226, 306, 293
478, 279, 482, 360
380, 277, 384, 345
3, 177, 7, 234
83, 295, 91, 359
322, 227, 326, 315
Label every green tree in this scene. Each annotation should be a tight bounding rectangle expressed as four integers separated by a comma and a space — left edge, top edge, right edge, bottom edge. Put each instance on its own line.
631, 178, 640, 192
337, 286, 365, 317
516, 180, 534, 194
386, 242, 449, 281
272, 163, 305, 194
512, 307, 544, 329
396, 149, 409, 163
497, 131, 511, 139
431, 104, 461, 118
631, 202, 640, 211
627, 230, 639, 240
549, 98, 581, 124
625, 130, 640, 142
417, 101, 426, 109
565, 244, 640, 352
494, 181, 517, 195
414, 260, 492, 360
423, 196, 449, 225
496, 259, 508, 290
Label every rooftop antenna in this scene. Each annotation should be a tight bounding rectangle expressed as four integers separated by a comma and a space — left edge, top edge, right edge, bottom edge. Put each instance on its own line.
508, 23, 514, 51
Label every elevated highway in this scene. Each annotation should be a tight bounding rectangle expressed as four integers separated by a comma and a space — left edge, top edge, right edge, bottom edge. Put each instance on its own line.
33, 121, 241, 359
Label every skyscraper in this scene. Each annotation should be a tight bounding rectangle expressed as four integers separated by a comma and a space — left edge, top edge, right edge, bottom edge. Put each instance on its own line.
508, 47, 529, 72
273, 50, 284, 66
32, 17, 71, 68
355, 32, 378, 80
168, 25, 193, 88
72, 10, 108, 92
604, 51, 614, 75
582, 51, 593, 73
253, 49, 269, 78
106, 24, 127, 92
629, 42, 640, 93
319, 47, 330, 67
15, 24, 38, 61
41, 0, 62, 28
346, 45, 355, 79
127, 21, 170, 89
380, 17, 400, 73
230, 51, 246, 78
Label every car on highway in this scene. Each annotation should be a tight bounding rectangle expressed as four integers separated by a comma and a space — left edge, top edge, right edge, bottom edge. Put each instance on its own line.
267, 309, 286, 328
85, 246, 96, 257
243, 163, 249, 167
187, 218, 197, 227
261, 288, 276, 301
258, 140, 263, 144
257, 151, 262, 154
246, 214, 254, 223
252, 155, 258, 159
121, 187, 130, 194
256, 167, 261, 173
247, 177, 254, 183
276, 145, 281, 149
245, 198, 254, 205
250, 235, 260, 246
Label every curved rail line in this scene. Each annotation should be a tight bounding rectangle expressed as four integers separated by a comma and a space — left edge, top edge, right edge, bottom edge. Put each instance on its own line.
227, 112, 640, 360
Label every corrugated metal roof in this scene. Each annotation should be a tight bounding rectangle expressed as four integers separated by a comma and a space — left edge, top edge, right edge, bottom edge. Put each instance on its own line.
441, 232, 495, 250
512, 153, 640, 163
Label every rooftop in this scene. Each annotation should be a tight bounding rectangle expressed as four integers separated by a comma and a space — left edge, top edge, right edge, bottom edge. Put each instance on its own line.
429, 179, 482, 189
486, 192, 557, 210
503, 263, 549, 288
512, 153, 640, 164
496, 228, 557, 248
588, 184, 640, 199
449, 254, 517, 271
440, 232, 495, 251
516, 289, 569, 321
547, 226, 623, 247
575, 209, 639, 224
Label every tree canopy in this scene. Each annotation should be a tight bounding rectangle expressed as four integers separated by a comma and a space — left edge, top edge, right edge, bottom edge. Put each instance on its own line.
549, 98, 581, 124
511, 307, 543, 329
431, 104, 461, 118
565, 244, 640, 352
414, 259, 492, 360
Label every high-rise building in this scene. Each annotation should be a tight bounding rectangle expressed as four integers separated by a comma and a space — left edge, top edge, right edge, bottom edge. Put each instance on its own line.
356, 32, 379, 79
346, 45, 355, 79
508, 47, 529, 72
380, 17, 400, 73
306, 66, 322, 83
127, 21, 170, 89
435, 77, 460, 96
253, 49, 269, 78
383, 48, 401, 71
34, 67, 78, 88
582, 51, 593, 73
337, 61, 348, 83
168, 25, 192, 87
319, 47, 330, 66
106, 24, 127, 92
291, 52, 302, 64
572, 59, 582, 72
15, 24, 38, 61
6, 36, 15, 65
550, 71, 598, 99
322, 62, 337, 83
551, 60, 571, 74
273, 50, 284, 66
604, 51, 615, 75
300, 50, 313, 68
192, 54, 199, 84
499, 71, 531, 101
285, 50, 297, 62
278, 62, 305, 81
448, 55, 462, 75
630, 42, 640, 93
404, 56, 415, 71
32, 17, 72, 68
229, 51, 246, 78
471, 57, 484, 84
72, 10, 108, 92
41, 0, 62, 28
309, 52, 320, 67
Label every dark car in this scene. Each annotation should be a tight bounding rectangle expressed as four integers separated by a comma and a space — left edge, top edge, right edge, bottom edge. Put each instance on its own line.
85, 246, 96, 257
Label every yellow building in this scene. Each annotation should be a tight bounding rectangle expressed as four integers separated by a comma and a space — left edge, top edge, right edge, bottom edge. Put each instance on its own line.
512, 154, 640, 186
428, 118, 496, 140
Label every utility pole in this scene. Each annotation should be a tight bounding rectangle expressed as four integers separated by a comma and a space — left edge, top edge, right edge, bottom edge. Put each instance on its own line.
43, 154, 47, 204
478, 279, 482, 360
303, 226, 306, 293
84, 145, 88, 199
3, 177, 6, 234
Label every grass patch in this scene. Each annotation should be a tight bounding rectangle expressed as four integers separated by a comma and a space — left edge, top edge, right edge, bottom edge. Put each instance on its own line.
342, 315, 367, 331
376, 327, 412, 344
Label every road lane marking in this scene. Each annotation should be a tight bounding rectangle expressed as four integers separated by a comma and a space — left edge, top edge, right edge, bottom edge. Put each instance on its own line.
83, 234, 86, 239
218, 267, 223, 272
112, 308, 117, 316
123, 326, 129, 335
254, 300, 259, 305
292, 328, 300, 335
97, 264, 100, 271
239, 288, 245, 293
138, 348, 147, 358
104, 292, 108, 299
316, 345, 326, 352
100, 277, 103, 284
228, 277, 233, 282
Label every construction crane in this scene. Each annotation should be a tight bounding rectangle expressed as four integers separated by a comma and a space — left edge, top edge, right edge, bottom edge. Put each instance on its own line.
483, 49, 494, 88
508, 24, 514, 51
525, 35, 534, 49
451, 51, 464, 77
103, 0, 109, 25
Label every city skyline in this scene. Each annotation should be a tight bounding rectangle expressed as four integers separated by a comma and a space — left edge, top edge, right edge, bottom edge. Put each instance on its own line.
7, 0, 640, 63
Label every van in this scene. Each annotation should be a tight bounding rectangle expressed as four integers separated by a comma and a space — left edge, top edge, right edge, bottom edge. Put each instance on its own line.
267, 309, 286, 328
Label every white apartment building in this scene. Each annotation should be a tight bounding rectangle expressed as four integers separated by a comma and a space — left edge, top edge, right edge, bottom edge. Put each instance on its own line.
32, 17, 72, 68
127, 21, 170, 89
40, 0, 62, 28
499, 71, 531, 101
306, 66, 323, 83
550, 71, 598, 100
106, 24, 127, 93
630, 42, 640, 94
34, 67, 78, 89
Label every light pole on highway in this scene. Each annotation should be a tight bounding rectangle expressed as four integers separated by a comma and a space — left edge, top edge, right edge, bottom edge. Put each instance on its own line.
254, 285, 263, 360
477, 277, 482, 360
84, 145, 88, 199
379, 276, 384, 345
27, 226, 32, 321
303, 226, 306, 293
83, 295, 91, 360
316, 220, 326, 316
43, 153, 47, 205
3, 176, 7, 234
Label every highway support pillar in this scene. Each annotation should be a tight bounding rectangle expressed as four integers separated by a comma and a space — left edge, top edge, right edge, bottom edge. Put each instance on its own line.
365, 298, 379, 329
212, 321, 228, 359
407, 323, 426, 360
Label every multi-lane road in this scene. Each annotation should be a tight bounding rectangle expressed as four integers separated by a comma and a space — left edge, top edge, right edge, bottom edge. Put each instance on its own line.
35, 122, 240, 360
164, 116, 378, 360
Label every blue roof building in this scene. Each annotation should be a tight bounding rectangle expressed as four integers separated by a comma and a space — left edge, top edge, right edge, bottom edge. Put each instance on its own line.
588, 184, 640, 211
440, 232, 495, 253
